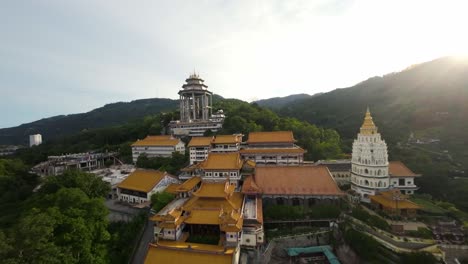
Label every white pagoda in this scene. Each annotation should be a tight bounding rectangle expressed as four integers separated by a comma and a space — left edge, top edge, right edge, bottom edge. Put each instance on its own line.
350, 108, 390, 202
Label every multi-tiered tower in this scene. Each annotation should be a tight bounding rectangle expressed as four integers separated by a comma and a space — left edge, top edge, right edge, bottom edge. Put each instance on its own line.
179, 73, 212, 122
351, 108, 390, 202
169, 73, 224, 137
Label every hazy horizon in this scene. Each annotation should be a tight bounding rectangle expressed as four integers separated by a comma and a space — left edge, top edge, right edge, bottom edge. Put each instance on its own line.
2, 0, 468, 128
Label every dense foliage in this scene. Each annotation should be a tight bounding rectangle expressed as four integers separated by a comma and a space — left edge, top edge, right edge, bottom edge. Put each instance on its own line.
136, 152, 188, 175
350, 207, 390, 231
151, 191, 175, 212
264, 204, 341, 220
343, 228, 379, 261
107, 213, 148, 264
0, 165, 150, 264
214, 99, 343, 160
0, 159, 39, 227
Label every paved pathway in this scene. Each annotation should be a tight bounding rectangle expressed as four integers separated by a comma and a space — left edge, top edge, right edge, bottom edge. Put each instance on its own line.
131, 219, 154, 264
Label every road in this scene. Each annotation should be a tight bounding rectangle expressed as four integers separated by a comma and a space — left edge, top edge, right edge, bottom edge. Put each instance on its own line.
131, 219, 155, 264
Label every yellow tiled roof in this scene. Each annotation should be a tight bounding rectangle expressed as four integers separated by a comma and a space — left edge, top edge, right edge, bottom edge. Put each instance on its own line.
132, 135, 181, 147
370, 190, 420, 210
188, 137, 213, 147
144, 243, 235, 264
247, 131, 295, 144
240, 147, 305, 154
185, 209, 220, 225
164, 183, 181, 194
117, 169, 168, 193
192, 181, 235, 198
200, 152, 243, 170
212, 134, 242, 144
177, 176, 201, 192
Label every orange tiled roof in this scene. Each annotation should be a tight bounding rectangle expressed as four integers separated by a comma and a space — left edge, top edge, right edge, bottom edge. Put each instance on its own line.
118, 169, 168, 193
241, 175, 262, 194
240, 147, 305, 154
188, 137, 213, 147
144, 243, 234, 264
200, 152, 243, 170
370, 190, 420, 210
253, 166, 343, 196
247, 131, 295, 144
389, 161, 421, 177
132, 135, 181, 147
212, 134, 242, 144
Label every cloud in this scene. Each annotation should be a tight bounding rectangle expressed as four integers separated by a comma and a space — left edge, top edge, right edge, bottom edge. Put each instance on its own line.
1, 0, 468, 127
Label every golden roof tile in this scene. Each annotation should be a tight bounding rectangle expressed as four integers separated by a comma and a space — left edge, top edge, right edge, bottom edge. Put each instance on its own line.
177, 176, 202, 192
240, 147, 305, 154
144, 243, 234, 264
117, 169, 169, 193
247, 131, 295, 144
188, 137, 213, 147
212, 134, 242, 144
200, 152, 243, 170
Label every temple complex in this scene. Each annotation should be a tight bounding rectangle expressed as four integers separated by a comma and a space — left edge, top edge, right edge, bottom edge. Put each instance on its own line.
146, 181, 243, 264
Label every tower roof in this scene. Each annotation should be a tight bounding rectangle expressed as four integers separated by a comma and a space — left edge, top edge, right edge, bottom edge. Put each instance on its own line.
360, 107, 378, 135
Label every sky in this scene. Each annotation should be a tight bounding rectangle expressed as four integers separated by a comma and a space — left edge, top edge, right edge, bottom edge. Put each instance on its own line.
1, 0, 468, 128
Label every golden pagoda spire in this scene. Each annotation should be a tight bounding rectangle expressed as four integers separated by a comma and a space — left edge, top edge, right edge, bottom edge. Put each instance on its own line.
360, 107, 378, 134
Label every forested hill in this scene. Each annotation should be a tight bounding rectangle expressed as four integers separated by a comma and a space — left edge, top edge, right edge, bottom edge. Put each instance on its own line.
254, 93, 317, 109
0, 98, 178, 145
276, 56, 468, 147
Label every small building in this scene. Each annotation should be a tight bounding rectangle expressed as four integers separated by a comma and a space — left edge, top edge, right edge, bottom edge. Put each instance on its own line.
241, 177, 264, 248
315, 160, 351, 186
388, 161, 420, 195
117, 169, 178, 204
31, 152, 117, 176
370, 189, 420, 218
246, 166, 344, 207
29, 134, 42, 147
164, 176, 202, 198
187, 136, 213, 165
240, 131, 305, 165
131, 135, 185, 163
211, 134, 243, 153
199, 152, 244, 187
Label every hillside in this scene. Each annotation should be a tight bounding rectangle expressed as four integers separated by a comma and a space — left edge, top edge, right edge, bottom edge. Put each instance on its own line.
0, 98, 179, 145
271, 56, 468, 204
254, 93, 317, 109
277, 56, 468, 148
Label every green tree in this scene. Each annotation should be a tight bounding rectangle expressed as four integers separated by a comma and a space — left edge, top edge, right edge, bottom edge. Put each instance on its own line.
151, 192, 175, 212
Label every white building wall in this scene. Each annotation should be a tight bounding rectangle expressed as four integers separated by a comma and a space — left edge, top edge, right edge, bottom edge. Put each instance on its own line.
29, 134, 42, 147
132, 142, 186, 163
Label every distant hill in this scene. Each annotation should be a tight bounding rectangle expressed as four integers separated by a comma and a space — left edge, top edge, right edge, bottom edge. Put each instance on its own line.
0, 94, 227, 146
0, 98, 178, 145
277, 56, 468, 167
254, 93, 317, 109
